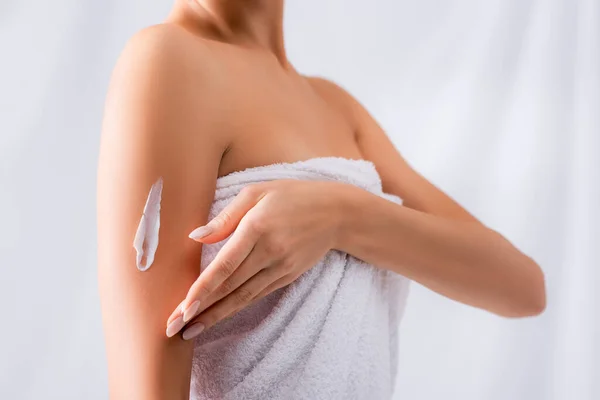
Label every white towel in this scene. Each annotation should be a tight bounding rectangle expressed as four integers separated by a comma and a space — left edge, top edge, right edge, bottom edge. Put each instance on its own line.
190, 157, 411, 400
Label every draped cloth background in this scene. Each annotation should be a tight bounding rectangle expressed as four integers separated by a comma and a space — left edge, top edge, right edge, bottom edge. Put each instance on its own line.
0, 1, 597, 399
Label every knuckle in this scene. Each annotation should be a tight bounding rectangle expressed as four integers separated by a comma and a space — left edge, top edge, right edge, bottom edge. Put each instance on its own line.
234, 287, 255, 304
280, 257, 296, 272
214, 211, 232, 228
240, 184, 260, 198
264, 236, 287, 256
195, 284, 212, 300
218, 278, 235, 295
246, 217, 267, 235
218, 257, 237, 278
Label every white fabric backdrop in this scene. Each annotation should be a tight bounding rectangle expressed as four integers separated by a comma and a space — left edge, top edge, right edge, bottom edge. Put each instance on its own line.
1, 1, 597, 399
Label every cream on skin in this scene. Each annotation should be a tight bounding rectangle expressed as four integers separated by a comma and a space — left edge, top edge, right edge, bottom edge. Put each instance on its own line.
133, 177, 163, 271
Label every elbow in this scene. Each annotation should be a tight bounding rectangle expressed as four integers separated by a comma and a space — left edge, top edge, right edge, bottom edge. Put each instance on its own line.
519, 257, 547, 317
500, 257, 547, 318
517, 281, 546, 318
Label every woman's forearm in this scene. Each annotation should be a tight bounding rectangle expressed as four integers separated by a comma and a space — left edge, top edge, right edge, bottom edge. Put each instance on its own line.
332, 183, 546, 317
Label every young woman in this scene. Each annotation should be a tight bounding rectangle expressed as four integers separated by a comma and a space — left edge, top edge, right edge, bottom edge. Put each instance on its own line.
97, 1, 546, 399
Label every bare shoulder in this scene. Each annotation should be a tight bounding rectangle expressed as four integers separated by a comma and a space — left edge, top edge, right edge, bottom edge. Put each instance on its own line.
121, 23, 210, 61
305, 75, 362, 124
305, 75, 351, 98
305, 75, 389, 148
103, 23, 230, 156
305, 75, 346, 95
110, 23, 213, 90
305, 75, 379, 137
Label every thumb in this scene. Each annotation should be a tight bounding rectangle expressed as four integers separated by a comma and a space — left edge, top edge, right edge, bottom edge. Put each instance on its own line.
189, 185, 264, 243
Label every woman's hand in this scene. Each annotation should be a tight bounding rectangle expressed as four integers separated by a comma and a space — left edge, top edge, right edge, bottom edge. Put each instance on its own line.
165, 179, 350, 340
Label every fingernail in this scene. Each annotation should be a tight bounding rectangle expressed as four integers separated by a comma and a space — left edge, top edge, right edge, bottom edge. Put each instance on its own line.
189, 226, 213, 241
166, 316, 185, 338
182, 323, 205, 340
183, 300, 201, 322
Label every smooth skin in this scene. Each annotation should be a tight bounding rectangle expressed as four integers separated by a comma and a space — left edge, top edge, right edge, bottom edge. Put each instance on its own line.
97, 0, 546, 398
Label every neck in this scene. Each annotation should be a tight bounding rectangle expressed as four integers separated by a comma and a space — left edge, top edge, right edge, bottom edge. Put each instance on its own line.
170, 0, 288, 67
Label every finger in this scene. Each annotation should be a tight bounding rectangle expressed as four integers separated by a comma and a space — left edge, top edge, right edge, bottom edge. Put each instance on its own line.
252, 274, 296, 302
180, 220, 260, 321
188, 185, 264, 243
166, 247, 264, 327
192, 246, 276, 318
181, 267, 280, 340
219, 274, 294, 323
167, 299, 186, 326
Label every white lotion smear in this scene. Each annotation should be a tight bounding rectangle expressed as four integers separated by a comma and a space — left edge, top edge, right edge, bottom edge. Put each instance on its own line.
133, 177, 163, 271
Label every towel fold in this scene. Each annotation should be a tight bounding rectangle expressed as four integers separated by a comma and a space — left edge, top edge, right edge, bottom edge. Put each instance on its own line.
190, 157, 410, 400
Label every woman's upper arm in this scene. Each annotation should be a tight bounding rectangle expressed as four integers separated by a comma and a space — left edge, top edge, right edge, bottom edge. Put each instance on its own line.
97, 26, 228, 400
310, 76, 481, 223
354, 110, 480, 222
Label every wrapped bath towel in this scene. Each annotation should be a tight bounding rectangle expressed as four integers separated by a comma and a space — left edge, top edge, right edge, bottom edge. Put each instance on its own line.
190, 156, 411, 400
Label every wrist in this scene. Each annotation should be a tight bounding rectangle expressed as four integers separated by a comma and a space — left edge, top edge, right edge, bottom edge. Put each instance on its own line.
329, 182, 363, 252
